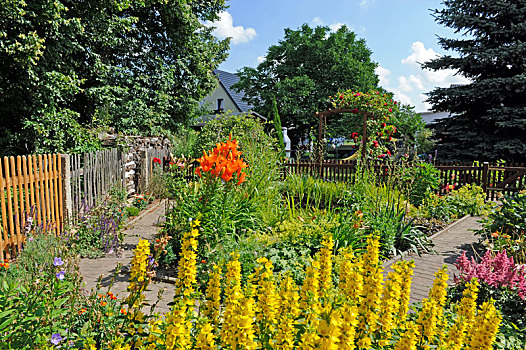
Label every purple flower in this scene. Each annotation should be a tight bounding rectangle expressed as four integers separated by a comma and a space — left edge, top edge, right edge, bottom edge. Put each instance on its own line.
53, 257, 64, 267
56, 270, 65, 280
50, 333, 62, 345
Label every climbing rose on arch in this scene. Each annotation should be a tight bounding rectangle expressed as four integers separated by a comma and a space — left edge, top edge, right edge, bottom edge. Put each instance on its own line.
196, 135, 248, 185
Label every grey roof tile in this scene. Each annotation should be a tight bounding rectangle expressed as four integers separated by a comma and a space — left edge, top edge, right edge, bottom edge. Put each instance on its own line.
213, 70, 254, 112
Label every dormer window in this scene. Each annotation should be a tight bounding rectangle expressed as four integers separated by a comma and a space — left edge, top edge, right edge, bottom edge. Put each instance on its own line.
216, 98, 224, 113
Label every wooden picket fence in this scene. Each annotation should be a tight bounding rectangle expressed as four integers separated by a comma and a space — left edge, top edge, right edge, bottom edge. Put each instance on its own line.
283, 159, 526, 200
70, 149, 125, 221
0, 154, 64, 259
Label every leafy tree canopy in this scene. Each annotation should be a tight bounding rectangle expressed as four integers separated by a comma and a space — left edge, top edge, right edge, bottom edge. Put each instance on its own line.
233, 24, 379, 144
0, 0, 229, 155
424, 0, 526, 162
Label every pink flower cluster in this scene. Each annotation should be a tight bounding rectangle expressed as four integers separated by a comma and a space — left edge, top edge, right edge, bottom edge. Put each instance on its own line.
455, 250, 526, 299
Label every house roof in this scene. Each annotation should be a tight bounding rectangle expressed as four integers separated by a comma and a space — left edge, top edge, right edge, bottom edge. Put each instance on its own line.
192, 111, 266, 127
213, 70, 254, 112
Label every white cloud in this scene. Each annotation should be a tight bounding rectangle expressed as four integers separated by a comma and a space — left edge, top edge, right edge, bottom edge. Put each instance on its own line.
377, 41, 471, 112
375, 66, 414, 106
329, 22, 345, 32
312, 17, 324, 26
310, 17, 347, 32
360, 0, 375, 9
257, 55, 266, 63
398, 76, 413, 92
375, 65, 391, 87
401, 41, 439, 68
205, 11, 257, 45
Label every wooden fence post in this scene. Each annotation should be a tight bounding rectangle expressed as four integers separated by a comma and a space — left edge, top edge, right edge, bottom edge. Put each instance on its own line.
61, 154, 73, 224
139, 150, 148, 194
481, 162, 489, 195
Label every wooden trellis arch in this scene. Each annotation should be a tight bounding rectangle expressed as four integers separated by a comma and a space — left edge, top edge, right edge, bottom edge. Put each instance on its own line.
314, 108, 375, 162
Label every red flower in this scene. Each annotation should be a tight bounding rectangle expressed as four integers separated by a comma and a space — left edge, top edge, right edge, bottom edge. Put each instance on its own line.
153, 157, 161, 164
381, 123, 386, 128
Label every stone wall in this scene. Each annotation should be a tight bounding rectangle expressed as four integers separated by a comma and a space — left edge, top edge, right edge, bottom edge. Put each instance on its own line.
107, 135, 171, 196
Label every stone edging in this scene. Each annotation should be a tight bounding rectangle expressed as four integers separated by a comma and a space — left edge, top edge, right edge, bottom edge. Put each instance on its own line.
383, 214, 472, 267
125, 199, 167, 229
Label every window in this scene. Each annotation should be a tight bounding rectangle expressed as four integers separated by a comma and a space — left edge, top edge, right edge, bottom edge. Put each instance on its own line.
217, 98, 224, 112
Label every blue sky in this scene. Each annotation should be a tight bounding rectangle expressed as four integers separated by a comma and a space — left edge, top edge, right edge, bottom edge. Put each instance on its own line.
206, 0, 470, 112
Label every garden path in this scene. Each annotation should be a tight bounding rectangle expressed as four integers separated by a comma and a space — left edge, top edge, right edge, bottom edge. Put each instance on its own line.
79, 201, 175, 315
384, 215, 484, 304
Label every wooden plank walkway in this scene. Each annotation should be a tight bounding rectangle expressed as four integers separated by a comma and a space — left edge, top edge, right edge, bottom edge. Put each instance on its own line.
384, 216, 484, 304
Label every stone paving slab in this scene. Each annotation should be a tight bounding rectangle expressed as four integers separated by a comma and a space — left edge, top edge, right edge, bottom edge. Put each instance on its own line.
79, 202, 175, 315
384, 216, 484, 304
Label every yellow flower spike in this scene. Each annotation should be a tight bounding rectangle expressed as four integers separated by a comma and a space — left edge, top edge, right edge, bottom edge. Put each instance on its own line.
376, 263, 404, 346
338, 248, 364, 306
339, 303, 358, 349
394, 321, 420, 350
203, 264, 222, 326
300, 259, 321, 321
276, 273, 301, 350
298, 323, 321, 350
164, 301, 192, 350
395, 260, 415, 328
221, 252, 258, 350
195, 322, 216, 350
254, 257, 279, 343
415, 266, 449, 346
317, 305, 342, 350
174, 227, 199, 302
467, 300, 502, 350
355, 235, 383, 346
126, 239, 151, 307
319, 235, 334, 297
445, 278, 480, 350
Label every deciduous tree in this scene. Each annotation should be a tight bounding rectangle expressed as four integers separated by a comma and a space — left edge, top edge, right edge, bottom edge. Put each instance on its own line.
233, 24, 379, 146
0, 0, 229, 155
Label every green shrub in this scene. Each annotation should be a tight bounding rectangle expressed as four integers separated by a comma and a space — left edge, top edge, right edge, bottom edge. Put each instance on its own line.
0, 234, 84, 348
447, 184, 492, 216
478, 191, 526, 264
479, 192, 526, 241
132, 194, 149, 210
418, 193, 460, 222
494, 320, 526, 350
192, 112, 283, 226
401, 162, 440, 206
161, 180, 265, 267
126, 206, 140, 217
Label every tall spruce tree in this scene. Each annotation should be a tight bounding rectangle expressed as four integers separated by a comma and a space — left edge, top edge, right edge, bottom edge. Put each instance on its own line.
424, 0, 526, 162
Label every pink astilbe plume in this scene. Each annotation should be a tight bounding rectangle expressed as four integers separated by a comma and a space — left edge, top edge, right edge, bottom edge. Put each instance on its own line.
455, 250, 526, 300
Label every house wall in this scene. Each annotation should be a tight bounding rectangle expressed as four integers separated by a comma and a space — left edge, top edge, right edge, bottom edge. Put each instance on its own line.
420, 111, 451, 124
202, 82, 240, 113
